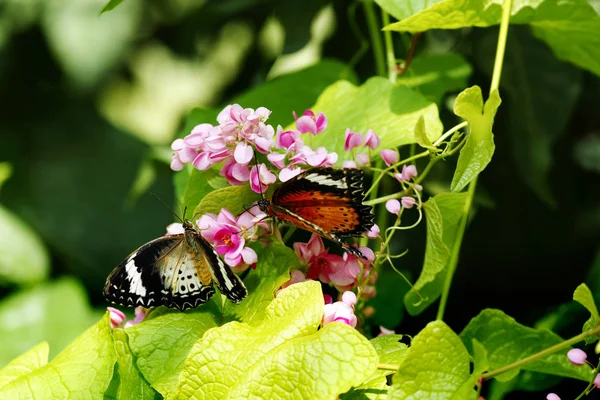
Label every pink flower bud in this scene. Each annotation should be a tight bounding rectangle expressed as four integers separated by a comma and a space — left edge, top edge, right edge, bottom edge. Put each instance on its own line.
107, 307, 126, 329
342, 160, 357, 169
365, 224, 379, 239
364, 129, 380, 149
594, 373, 600, 389
386, 199, 401, 215
355, 152, 370, 166
380, 149, 399, 167
546, 394, 560, 400
342, 291, 357, 307
401, 196, 416, 209
567, 348, 587, 365
344, 129, 365, 151
378, 326, 395, 336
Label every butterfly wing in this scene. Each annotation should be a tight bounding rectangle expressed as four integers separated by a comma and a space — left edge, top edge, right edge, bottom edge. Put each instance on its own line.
271, 167, 374, 258
272, 167, 374, 236
104, 235, 216, 311
194, 234, 248, 304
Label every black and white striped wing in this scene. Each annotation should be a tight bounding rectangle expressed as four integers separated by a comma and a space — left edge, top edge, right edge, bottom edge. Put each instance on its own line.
103, 235, 215, 311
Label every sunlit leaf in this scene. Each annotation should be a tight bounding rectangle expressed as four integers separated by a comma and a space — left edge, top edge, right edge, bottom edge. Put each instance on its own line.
374, 0, 444, 21
195, 185, 259, 216
0, 342, 48, 390
451, 86, 501, 192
461, 309, 592, 382
384, 0, 600, 77
404, 192, 468, 315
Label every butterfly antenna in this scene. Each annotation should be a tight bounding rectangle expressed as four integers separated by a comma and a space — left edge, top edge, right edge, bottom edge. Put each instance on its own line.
150, 192, 183, 223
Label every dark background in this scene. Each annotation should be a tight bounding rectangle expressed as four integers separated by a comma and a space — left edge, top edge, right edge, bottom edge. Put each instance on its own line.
0, 1, 598, 398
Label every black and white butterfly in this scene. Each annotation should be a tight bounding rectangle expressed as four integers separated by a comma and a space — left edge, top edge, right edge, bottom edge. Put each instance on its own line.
104, 220, 247, 311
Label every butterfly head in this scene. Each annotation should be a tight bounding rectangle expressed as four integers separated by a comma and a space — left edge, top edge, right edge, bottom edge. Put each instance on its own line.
257, 199, 271, 214
182, 219, 195, 231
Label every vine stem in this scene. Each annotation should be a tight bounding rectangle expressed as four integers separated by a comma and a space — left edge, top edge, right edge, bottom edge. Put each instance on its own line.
435, 0, 512, 321
363, 0, 386, 77
381, 11, 397, 82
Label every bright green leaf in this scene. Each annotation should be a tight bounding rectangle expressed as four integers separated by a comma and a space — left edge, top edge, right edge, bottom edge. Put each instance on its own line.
414, 115, 439, 152
223, 243, 297, 324
384, 0, 600, 77
451, 86, 501, 192
374, 0, 444, 21
0, 314, 117, 399
388, 321, 476, 400
461, 309, 592, 382
195, 185, 259, 216
396, 53, 473, 104
304, 77, 443, 157
573, 283, 600, 343
471, 339, 490, 377
234, 60, 358, 128
110, 328, 156, 400
0, 342, 48, 390
173, 281, 328, 399
0, 278, 95, 365
0, 204, 50, 285
100, 0, 125, 14
126, 302, 221, 395
404, 192, 468, 315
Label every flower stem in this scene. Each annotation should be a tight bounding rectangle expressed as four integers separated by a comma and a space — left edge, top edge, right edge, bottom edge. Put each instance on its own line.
435, 0, 512, 321
482, 324, 600, 380
363, 0, 386, 77
381, 11, 397, 82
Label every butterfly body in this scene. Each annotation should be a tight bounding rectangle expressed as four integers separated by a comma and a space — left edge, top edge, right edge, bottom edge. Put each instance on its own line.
104, 220, 247, 311
259, 167, 374, 258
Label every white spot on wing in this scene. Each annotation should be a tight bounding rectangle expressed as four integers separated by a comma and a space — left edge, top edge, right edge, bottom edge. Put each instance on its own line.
303, 173, 347, 189
125, 256, 147, 297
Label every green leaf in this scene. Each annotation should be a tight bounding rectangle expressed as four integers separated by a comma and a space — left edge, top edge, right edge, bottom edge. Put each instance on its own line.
451, 86, 501, 192
366, 265, 410, 328
195, 185, 259, 216
388, 321, 476, 400
460, 309, 593, 382
0, 314, 117, 398
233, 60, 358, 128
0, 204, 50, 285
126, 303, 221, 395
414, 115, 439, 152
110, 328, 156, 400
174, 281, 375, 399
0, 342, 48, 390
305, 77, 443, 158
404, 192, 468, 315
471, 339, 490, 376
0, 162, 12, 191
374, 0, 444, 21
573, 283, 600, 343
223, 243, 297, 324
0, 278, 95, 365
384, 0, 600, 77
396, 53, 473, 104
483, 27, 582, 206
100, 0, 124, 14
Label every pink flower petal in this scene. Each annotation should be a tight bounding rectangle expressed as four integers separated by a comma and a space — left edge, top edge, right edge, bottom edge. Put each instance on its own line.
380, 149, 399, 167
342, 291, 357, 307
192, 152, 212, 170
567, 348, 587, 365
279, 167, 303, 182
365, 129, 380, 149
344, 129, 365, 151
386, 199, 401, 214
241, 247, 258, 265
296, 115, 318, 135
401, 196, 416, 209
234, 142, 254, 165
107, 307, 126, 328
378, 326, 395, 336
267, 152, 287, 169
546, 394, 561, 400
342, 160, 357, 169
365, 224, 379, 239
170, 155, 185, 171
355, 152, 370, 166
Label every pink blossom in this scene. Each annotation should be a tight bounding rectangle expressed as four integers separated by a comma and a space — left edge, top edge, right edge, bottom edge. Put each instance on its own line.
365, 224, 380, 239
396, 164, 418, 182
107, 307, 126, 328
567, 348, 587, 365
249, 163, 277, 194
267, 152, 287, 169
304, 146, 338, 167
342, 291, 357, 307
197, 208, 264, 267
279, 166, 304, 182
401, 196, 416, 209
380, 149, 399, 167
342, 160, 357, 169
344, 129, 364, 151
276, 126, 302, 150
386, 199, 401, 214
378, 326, 395, 336
546, 394, 560, 400
234, 142, 254, 165
171, 138, 198, 170
124, 306, 147, 328
220, 158, 250, 186
355, 152, 370, 166
327, 255, 361, 289
365, 129, 380, 149
166, 223, 184, 235
295, 109, 327, 135
294, 233, 326, 262
323, 301, 357, 327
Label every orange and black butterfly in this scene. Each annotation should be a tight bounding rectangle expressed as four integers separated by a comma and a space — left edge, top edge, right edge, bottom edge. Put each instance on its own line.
104, 220, 247, 311
257, 167, 375, 259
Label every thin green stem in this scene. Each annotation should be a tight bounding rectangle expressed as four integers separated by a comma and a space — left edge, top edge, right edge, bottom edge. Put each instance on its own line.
435, 0, 512, 321
381, 11, 397, 83
363, 0, 386, 77
482, 324, 600, 380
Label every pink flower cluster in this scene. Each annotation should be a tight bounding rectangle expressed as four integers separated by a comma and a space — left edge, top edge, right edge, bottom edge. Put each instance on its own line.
385, 164, 420, 214
323, 291, 358, 328
342, 129, 381, 168
198, 207, 267, 269
170, 104, 276, 189
547, 348, 600, 399
294, 233, 376, 293
107, 306, 146, 329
